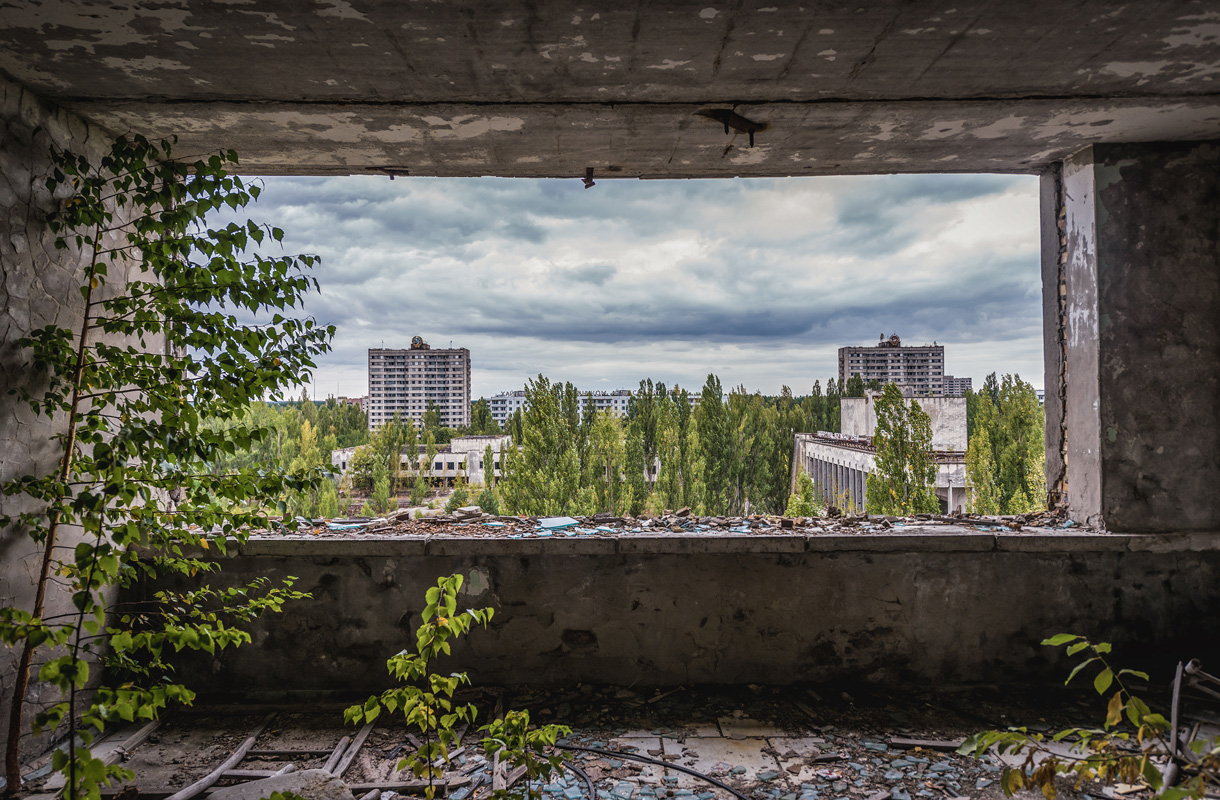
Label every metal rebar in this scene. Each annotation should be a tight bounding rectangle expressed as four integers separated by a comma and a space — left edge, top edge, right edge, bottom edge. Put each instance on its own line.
554, 743, 751, 800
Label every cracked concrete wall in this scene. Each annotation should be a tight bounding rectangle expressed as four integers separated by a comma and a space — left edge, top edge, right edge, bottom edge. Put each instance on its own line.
132, 535, 1220, 693
0, 74, 118, 761
1062, 142, 1220, 532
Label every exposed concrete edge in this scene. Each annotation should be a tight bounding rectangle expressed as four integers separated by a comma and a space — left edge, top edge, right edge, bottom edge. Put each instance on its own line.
193, 529, 1220, 558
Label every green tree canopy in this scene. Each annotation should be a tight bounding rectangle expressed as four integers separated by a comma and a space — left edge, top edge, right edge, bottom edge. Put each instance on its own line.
865, 384, 939, 515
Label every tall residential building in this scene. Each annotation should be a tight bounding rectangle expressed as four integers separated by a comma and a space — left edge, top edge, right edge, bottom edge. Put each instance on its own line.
366, 337, 471, 430
838, 333, 945, 397
943, 375, 972, 397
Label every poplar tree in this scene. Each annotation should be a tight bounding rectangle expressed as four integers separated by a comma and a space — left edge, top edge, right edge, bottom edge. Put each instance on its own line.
865, 383, 939, 514
694, 374, 733, 513
965, 374, 1046, 514
588, 411, 626, 514
966, 427, 1001, 514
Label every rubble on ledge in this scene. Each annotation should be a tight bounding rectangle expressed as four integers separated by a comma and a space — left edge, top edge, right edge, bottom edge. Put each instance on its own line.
267, 506, 1090, 540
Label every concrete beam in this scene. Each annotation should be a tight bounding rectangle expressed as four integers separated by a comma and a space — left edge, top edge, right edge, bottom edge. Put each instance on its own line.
4, 2, 1220, 176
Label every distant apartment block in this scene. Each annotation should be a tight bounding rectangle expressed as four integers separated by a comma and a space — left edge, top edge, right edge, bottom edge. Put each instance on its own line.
838, 333, 945, 397
366, 337, 471, 430
943, 375, 972, 397
488, 388, 633, 427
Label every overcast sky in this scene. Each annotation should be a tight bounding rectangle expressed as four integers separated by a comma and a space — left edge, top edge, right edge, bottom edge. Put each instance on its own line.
238, 173, 1043, 400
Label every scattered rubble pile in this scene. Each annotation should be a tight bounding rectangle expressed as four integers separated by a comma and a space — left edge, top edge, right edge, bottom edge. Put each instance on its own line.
274, 506, 1085, 539
21, 683, 1162, 800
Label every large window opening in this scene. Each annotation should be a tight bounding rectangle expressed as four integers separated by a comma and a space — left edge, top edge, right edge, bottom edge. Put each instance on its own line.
224, 173, 1044, 520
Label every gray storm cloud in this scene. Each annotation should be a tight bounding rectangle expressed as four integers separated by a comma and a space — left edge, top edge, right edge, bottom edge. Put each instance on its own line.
224, 173, 1042, 399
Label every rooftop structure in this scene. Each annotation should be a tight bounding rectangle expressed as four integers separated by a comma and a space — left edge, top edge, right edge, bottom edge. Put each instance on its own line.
366, 338, 471, 430
795, 394, 969, 512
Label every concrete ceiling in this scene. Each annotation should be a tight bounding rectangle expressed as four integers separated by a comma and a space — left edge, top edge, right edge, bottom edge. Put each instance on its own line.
4, 1, 1220, 177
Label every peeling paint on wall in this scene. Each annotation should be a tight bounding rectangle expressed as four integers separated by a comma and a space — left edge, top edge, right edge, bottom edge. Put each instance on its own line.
419, 114, 525, 138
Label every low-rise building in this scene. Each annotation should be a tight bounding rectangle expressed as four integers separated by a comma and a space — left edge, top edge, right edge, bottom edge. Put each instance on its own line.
791, 394, 969, 513
488, 388, 632, 427
332, 434, 513, 487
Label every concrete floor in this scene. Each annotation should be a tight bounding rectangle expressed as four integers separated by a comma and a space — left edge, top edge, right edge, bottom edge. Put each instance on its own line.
23, 683, 1211, 800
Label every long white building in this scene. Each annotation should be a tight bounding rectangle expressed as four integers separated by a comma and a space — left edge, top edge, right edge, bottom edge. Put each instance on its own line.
366, 337, 471, 430
791, 393, 969, 513
487, 388, 632, 427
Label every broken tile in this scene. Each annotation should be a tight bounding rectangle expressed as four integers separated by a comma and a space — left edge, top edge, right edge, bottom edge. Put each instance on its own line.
716, 716, 782, 739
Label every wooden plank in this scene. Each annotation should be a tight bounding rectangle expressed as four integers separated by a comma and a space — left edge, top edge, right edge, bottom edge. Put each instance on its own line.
220, 769, 280, 779
46, 719, 162, 791
887, 737, 965, 751
334, 722, 376, 777
323, 736, 351, 773
164, 713, 276, 800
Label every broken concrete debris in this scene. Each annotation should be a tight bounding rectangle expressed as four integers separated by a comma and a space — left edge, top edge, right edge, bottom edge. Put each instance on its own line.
276, 506, 1083, 540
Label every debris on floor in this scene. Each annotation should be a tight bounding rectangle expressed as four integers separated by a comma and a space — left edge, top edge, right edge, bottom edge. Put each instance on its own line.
18, 683, 1154, 800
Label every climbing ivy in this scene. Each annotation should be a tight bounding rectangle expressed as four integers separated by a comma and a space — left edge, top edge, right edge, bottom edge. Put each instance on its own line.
0, 135, 329, 797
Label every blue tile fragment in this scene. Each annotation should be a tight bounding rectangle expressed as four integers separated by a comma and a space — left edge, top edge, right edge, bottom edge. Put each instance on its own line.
539, 516, 580, 529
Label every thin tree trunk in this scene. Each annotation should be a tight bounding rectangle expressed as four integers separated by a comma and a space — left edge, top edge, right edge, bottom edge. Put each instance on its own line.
5, 240, 99, 795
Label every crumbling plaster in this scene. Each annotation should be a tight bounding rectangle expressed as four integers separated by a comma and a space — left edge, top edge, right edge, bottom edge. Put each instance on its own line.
1060, 141, 1220, 532
3, 2, 1220, 177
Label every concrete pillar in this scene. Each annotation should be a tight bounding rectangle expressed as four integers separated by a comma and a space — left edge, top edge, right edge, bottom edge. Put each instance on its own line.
1050, 142, 1220, 532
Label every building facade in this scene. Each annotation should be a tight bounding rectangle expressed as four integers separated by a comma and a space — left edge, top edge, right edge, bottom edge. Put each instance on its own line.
331, 434, 512, 488
838, 334, 945, 397
943, 375, 972, 397
366, 337, 471, 430
488, 388, 632, 427
791, 394, 969, 513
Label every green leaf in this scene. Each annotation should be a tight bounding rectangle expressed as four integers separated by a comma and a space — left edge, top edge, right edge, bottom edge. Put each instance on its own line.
1093, 668, 1114, 695
1042, 634, 1080, 646
1065, 657, 1098, 686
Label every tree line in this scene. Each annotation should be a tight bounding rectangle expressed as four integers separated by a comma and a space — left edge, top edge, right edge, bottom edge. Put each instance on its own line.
204, 391, 504, 519
494, 374, 856, 518
965, 373, 1046, 514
